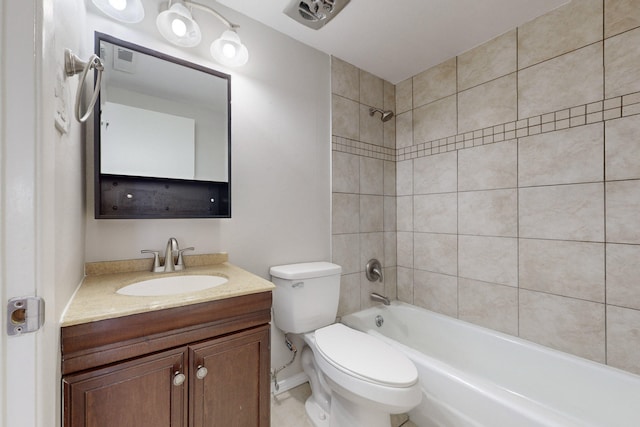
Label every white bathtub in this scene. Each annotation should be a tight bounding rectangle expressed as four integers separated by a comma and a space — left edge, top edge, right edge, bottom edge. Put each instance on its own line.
341, 301, 640, 427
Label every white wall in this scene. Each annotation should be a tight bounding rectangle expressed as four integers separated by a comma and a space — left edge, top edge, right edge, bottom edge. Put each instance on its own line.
2, 1, 89, 426
83, 4, 332, 387
83, 5, 332, 278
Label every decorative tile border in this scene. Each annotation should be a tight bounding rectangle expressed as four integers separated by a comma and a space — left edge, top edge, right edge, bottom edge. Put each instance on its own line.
332, 136, 396, 161
332, 91, 640, 162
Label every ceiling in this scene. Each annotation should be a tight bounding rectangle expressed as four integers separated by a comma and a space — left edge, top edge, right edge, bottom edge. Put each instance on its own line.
216, 0, 569, 84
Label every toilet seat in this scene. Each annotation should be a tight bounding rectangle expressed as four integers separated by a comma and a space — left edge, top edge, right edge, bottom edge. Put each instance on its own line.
313, 323, 418, 387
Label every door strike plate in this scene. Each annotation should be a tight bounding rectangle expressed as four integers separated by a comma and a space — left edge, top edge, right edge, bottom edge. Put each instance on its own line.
6, 297, 45, 336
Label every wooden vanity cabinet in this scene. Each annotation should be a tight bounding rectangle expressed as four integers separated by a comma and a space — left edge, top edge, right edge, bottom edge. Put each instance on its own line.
62, 292, 271, 427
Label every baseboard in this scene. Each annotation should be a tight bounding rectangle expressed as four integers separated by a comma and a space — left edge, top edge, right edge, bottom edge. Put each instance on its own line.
271, 371, 309, 395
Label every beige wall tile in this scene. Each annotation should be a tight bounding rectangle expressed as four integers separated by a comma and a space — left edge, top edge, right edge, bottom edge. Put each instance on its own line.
396, 78, 413, 114
606, 116, 640, 181
383, 80, 395, 111
384, 231, 397, 266
518, 123, 604, 187
458, 278, 518, 336
332, 94, 359, 140
384, 196, 397, 232
383, 161, 396, 196
519, 183, 605, 242
458, 140, 517, 191
413, 95, 457, 143
518, 0, 603, 69
518, 43, 604, 118
383, 266, 397, 299
605, 0, 640, 38
331, 56, 359, 100
359, 157, 383, 195
606, 243, 640, 310
332, 151, 359, 193
359, 232, 384, 268
459, 235, 518, 286
519, 290, 605, 363
332, 234, 360, 274
396, 111, 413, 149
413, 58, 457, 107
383, 116, 396, 149
360, 271, 386, 309
359, 104, 384, 146
458, 73, 517, 134
332, 193, 359, 234
396, 160, 413, 196
519, 239, 605, 302
360, 195, 384, 232
413, 151, 457, 195
397, 232, 413, 268
606, 305, 640, 375
606, 180, 640, 244
458, 189, 517, 237
413, 270, 458, 317
396, 196, 413, 232
458, 30, 517, 91
414, 193, 457, 234
414, 232, 457, 276
360, 70, 384, 109
605, 27, 640, 99
397, 267, 414, 303
337, 272, 361, 316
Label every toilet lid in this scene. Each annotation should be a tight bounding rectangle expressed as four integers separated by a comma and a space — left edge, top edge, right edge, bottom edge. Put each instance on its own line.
314, 323, 417, 387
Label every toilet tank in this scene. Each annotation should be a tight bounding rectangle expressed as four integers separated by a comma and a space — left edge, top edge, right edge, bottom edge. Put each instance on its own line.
270, 262, 342, 334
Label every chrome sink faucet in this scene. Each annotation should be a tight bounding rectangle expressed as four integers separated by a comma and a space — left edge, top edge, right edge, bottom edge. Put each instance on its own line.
141, 237, 194, 273
163, 237, 179, 272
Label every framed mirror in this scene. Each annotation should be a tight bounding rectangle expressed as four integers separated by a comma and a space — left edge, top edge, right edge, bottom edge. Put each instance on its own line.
94, 33, 231, 219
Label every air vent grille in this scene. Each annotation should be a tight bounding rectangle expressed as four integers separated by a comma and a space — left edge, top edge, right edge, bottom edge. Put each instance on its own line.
284, 0, 350, 30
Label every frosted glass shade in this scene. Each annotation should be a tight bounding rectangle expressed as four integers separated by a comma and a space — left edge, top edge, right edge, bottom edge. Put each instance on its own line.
156, 2, 202, 47
210, 30, 249, 67
91, 0, 144, 23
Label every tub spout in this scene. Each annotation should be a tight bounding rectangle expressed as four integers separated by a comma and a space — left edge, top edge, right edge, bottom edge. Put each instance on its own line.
371, 292, 390, 306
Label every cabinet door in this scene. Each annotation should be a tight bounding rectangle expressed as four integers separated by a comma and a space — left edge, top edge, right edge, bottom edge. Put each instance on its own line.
64, 347, 188, 427
190, 325, 270, 427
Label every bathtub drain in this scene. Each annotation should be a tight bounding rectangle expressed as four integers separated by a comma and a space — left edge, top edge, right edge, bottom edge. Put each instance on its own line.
375, 315, 384, 327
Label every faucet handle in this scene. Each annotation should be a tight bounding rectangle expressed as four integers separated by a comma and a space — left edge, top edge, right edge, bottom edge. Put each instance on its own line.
175, 247, 195, 271
141, 250, 163, 273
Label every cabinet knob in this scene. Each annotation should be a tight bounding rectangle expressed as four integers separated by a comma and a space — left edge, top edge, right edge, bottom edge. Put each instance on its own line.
196, 365, 208, 380
173, 372, 186, 386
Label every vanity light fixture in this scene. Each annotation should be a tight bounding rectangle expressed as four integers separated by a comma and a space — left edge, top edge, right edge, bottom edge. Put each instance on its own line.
156, 0, 249, 67
156, 1, 202, 47
91, 0, 145, 23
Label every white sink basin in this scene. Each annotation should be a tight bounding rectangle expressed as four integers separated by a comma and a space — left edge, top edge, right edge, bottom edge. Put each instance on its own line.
117, 275, 228, 296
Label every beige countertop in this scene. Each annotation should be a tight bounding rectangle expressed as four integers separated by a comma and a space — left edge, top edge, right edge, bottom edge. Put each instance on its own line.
61, 253, 275, 327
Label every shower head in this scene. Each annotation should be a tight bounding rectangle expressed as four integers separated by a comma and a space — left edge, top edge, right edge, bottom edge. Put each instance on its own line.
369, 107, 394, 122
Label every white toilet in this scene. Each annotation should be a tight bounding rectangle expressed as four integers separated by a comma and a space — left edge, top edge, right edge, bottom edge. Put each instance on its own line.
270, 262, 421, 427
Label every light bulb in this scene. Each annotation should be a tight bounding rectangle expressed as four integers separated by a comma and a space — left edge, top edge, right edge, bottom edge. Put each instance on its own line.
171, 18, 187, 37
222, 43, 237, 58
108, 0, 127, 11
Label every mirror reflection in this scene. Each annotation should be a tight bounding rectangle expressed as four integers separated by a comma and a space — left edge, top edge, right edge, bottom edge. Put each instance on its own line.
94, 33, 231, 219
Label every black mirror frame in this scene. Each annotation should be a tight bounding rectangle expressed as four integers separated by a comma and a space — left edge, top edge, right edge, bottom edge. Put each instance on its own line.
93, 32, 231, 219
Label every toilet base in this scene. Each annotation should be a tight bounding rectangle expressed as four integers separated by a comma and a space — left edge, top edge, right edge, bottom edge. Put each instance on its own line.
305, 392, 391, 427
328, 391, 391, 427
305, 396, 330, 427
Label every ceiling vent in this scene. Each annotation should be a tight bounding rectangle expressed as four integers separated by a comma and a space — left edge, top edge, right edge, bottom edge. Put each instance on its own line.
284, 0, 351, 30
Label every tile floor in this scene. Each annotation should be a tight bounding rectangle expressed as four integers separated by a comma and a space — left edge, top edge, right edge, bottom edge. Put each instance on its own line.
271, 383, 418, 426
